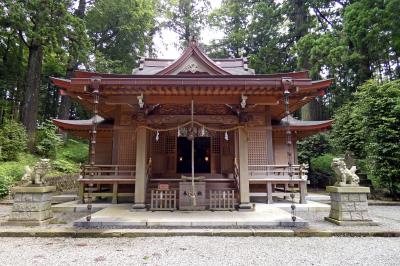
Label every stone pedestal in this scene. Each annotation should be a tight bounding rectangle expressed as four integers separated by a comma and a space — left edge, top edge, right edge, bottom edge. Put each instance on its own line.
8, 186, 56, 226
325, 186, 377, 226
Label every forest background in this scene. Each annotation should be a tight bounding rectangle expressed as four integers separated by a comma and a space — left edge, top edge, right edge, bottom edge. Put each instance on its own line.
0, 0, 399, 198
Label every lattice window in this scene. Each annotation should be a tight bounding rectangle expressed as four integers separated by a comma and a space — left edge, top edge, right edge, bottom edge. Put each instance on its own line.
151, 131, 165, 154
165, 133, 176, 154
221, 131, 234, 155
117, 130, 136, 165
248, 129, 267, 171
211, 133, 221, 154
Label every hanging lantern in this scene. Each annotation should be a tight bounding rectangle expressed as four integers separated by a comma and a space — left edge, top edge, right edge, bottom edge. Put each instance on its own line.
201, 126, 205, 137
156, 131, 160, 142
224, 131, 229, 141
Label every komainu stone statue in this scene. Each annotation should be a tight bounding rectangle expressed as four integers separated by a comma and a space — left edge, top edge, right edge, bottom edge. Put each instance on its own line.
331, 158, 359, 187
22, 159, 51, 185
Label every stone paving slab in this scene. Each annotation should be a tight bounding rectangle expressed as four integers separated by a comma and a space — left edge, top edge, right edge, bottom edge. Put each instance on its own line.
73, 204, 308, 228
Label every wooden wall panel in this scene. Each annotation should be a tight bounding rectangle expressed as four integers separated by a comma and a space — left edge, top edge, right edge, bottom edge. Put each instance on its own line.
272, 131, 296, 164
221, 131, 234, 174
116, 130, 136, 165
95, 137, 113, 164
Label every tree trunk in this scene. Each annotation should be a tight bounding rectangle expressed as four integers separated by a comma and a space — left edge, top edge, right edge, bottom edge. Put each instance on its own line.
57, 0, 86, 121
22, 45, 43, 150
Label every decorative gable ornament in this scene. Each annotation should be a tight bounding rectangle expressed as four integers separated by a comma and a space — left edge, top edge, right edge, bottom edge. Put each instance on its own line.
181, 62, 200, 73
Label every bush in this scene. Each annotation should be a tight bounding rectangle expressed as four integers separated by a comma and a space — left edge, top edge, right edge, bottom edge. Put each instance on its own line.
57, 139, 88, 164
35, 121, 62, 158
310, 153, 335, 187
297, 133, 332, 164
331, 80, 400, 197
0, 154, 37, 197
0, 120, 28, 161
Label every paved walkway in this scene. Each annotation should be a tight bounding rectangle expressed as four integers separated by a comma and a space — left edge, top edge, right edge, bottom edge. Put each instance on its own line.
0, 237, 399, 266
73, 203, 309, 228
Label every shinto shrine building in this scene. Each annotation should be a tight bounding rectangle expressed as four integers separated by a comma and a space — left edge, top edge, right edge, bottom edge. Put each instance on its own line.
51, 40, 332, 211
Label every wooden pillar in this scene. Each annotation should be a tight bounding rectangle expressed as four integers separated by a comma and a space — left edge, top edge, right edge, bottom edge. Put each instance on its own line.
238, 127, 252, 210
265, 107, 274, 164
132, 126, 148, 211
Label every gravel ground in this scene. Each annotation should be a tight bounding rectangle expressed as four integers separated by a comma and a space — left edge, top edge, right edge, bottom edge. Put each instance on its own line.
0, 237, 399, 266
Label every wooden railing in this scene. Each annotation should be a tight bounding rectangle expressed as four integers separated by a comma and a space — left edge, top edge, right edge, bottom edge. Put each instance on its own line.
150, 190, 177, 210
248, 164, 308, 180
209, 189, 236, 210
80, 165, 136, 179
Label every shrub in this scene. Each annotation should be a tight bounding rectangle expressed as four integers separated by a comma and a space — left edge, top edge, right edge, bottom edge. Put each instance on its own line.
297, 133, 332, 164
310, 153, 335, 187
0, 154, 37, 197
57, 139, 88, 164
0, 120, 28, 161
35, 121, 62, 158
331, 80, 400, 197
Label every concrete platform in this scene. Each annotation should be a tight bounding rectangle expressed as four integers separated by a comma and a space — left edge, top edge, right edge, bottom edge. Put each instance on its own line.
73, 204, 308, 228
306, 193, 331, 203
52, 200, 110, 213
274, 200, 330, 213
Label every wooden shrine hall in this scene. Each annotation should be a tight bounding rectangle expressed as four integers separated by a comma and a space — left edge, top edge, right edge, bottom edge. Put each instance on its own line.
51, 40, 332, 211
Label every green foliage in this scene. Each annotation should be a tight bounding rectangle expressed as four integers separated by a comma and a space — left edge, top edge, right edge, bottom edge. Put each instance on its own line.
331, 80, 400, 196
164, 0, 210, 49
57, 139, 88, 164
85, 0, 156, 73
310, 153, 335, 187
297, 133, 332, 164
51, 138, 87, 174
0, 120, 28, 161
0, 154, 37, 197
35, 121, 62, 158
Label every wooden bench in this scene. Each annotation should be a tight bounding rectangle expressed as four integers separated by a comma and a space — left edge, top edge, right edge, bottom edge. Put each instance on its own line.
79, 165, 136, 204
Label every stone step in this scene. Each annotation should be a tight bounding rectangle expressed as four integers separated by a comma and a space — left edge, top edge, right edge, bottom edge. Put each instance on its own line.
51, 194, 79, 204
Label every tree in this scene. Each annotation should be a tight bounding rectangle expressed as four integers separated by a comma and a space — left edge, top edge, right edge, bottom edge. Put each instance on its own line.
58, 0, 89, 120
164, 0, 210, 49
331, 80, 400, 197
85, 0, 156, 73
2, 0, 84, 148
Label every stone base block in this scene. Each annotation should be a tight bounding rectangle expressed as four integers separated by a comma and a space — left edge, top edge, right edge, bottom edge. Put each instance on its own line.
326, 186, 375, 226
8, 186, 55, 225
9, 209, 53, 221
324, 217, 378, 226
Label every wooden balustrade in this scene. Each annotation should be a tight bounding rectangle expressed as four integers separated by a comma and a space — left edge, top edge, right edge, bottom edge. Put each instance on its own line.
248, 164, 308, 180
80, 164, 136, 179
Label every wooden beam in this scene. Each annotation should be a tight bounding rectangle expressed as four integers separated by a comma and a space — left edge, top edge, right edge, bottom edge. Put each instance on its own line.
105, 95, 279, 105
146, 115, 239, 125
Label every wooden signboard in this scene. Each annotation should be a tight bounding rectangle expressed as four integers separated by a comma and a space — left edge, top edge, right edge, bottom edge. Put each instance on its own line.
158, 184, 170, 191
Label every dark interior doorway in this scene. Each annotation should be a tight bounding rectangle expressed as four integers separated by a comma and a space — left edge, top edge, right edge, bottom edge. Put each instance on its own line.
177, 137, 211, 173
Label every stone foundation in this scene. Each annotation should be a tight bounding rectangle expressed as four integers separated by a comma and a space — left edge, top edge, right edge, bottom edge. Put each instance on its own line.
325, 186, 377, 226
8, 186, 56, 226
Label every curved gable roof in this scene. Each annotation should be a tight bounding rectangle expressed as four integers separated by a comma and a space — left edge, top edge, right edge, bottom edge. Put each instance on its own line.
156, 40, 230, 75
